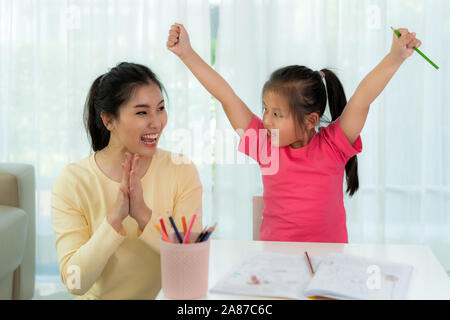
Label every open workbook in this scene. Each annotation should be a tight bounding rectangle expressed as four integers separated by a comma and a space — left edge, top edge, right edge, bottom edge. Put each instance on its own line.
210, 251, 413, 300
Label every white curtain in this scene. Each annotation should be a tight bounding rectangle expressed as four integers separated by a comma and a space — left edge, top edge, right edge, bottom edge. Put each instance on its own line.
2, 0, 449, 283
0, 0, 212, 277
214, 0, 450, 270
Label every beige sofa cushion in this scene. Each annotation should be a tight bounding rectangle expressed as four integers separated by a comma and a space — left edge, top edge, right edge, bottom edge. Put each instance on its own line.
0, 164, 35, 299
0, 172, 19, 208
0, 206, 28, 280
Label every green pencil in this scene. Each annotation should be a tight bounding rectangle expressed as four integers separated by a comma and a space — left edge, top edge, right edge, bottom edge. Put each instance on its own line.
391, 27, 439, 70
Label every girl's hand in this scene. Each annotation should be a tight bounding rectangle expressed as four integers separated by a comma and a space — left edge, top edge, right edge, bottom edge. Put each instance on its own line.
128, 153, 152, 230
107, 153, 131, 234
390, 28, 422, 62
166, 23, 193, 59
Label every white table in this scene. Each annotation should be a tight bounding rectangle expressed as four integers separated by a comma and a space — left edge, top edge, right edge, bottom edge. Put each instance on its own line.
156, 239, 450, 300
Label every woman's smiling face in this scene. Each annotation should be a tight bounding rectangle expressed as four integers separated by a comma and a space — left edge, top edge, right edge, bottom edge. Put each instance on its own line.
105, 82, 168, 157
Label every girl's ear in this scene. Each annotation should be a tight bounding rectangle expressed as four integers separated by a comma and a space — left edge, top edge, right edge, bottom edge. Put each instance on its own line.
306, 112, 320, 130
100, 112, 115, 131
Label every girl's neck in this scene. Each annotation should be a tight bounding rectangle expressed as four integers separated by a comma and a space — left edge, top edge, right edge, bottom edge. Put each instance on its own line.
290, 128, 316, 149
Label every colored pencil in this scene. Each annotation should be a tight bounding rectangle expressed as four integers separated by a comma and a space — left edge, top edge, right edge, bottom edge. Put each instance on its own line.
183, 213, 197, 243
155, 224, 171, 242
181, 216, 189, 243
181, 216, 187, 233
195, 226, 208, 243
159, 218, 170, 241
201, 224, 217, 242
391, 27, 439, 70
305, 251, 314, 276
169, 216, 183, 243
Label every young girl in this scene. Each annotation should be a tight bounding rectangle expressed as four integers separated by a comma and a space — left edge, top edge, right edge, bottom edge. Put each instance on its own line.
167, 24, 421, 243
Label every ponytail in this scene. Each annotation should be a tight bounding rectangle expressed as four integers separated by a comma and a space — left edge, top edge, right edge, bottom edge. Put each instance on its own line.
321, 69, 359, 196
83, 75, 111, 152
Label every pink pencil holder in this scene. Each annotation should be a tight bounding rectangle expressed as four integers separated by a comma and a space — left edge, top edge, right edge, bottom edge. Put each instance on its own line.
160, 232, 210, 300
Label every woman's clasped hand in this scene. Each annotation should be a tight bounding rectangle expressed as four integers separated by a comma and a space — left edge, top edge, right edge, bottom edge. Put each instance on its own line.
107, 152, 152, 233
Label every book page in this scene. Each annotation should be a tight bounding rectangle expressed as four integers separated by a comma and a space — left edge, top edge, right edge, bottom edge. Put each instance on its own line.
304, 253, 413, 300
210, 251, 320, 299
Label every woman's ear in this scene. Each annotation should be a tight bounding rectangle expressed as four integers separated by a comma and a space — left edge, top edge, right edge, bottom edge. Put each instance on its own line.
100, 112, 115, 131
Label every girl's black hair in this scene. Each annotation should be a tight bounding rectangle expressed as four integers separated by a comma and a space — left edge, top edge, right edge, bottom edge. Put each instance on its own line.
263, 65, 359, 196
83, 62, 167, 152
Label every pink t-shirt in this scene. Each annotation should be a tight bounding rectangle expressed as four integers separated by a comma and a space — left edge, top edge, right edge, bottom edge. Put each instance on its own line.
238, 115, 362, 243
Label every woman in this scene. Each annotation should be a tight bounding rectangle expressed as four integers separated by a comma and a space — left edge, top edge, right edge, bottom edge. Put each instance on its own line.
51, 62, 202, 299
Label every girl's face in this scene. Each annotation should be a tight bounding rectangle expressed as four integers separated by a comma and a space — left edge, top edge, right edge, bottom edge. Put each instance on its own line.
262, 90, 319, 149
107, 83, 167, 158
262, 90, 303, 148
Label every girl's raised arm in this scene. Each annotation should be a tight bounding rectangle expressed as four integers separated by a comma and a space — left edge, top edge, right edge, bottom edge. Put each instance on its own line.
339, 28, 422, 145
167, 23, 254, 134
